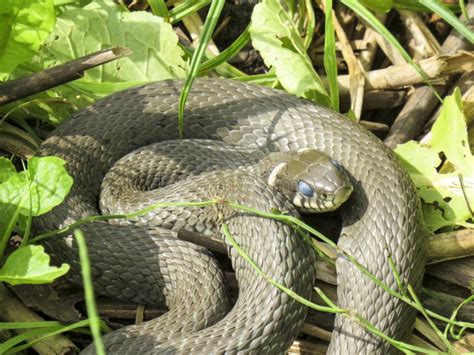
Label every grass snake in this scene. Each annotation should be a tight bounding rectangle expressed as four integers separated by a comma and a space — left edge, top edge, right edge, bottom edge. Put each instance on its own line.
34, 78, 426, 354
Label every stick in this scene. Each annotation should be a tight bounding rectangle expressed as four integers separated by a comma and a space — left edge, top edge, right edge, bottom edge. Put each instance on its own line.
0, 47, 132, 105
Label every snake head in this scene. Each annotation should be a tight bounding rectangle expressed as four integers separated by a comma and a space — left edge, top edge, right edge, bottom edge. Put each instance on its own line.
268, 149, 353, 213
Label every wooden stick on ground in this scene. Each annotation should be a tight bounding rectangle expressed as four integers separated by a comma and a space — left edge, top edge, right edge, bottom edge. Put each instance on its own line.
427, 229, 474, 264
336, 51, 473, 96
398, 10, 441, 60
0, 47, 132, 105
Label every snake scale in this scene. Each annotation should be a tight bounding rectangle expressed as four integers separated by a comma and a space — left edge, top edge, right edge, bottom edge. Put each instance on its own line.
34, 78, 426, 354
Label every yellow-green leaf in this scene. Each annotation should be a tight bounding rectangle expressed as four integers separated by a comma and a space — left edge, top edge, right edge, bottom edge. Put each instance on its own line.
0, 245, 69, 285
249, 0, 330, 106
396, 89, 474, 231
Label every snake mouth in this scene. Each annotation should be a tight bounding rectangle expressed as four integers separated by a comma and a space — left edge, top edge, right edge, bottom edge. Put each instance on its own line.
333, 185, 353, 206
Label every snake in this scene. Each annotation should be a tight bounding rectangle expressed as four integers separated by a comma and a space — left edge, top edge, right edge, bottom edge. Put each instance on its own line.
34, 78, 426, 354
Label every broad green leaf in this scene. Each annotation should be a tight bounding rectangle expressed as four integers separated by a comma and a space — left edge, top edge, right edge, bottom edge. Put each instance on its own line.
0, 158, 16, 183
69, 80, 149, 96
396, 89, 474, 231
5, 0, 187, 124
41, 0, 187, 86
249, 0, 330, 106
0, 245, 69, 285
0, 0, 55, 81
431, 89, 474, 176
25, 156, 73, 215
0, 156, 73, 231
422, 204, 453, 232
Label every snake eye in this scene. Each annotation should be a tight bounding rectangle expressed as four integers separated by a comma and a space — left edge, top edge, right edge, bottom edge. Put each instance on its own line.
297, 180, 314, 198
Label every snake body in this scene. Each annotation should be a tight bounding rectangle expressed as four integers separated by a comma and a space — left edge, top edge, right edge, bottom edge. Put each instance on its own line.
34, 79, 426, 354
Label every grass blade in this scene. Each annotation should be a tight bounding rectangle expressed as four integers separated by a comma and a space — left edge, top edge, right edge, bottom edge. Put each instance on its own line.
198, 24, 251, 75
393, 0, 459, 12
177, 0, 226, 137
445, 294, 474, 339
0, 321, 64, 329
408, 285, 453, 352
74, 229, 105, 355
148, 0, 169, 19
31, 200, 217, 244
0, 320, 90, 354
459, 0, 468, 20
169, 0, 211, 24
420, 0, 473, 44
323, 0, 340, 111
303, 0, 316, 49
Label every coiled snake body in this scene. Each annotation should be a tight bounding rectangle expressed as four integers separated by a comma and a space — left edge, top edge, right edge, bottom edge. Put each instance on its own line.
35, 79, 426, 354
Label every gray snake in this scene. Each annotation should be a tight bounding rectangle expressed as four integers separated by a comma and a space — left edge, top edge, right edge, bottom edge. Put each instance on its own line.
34, 78, 426, 354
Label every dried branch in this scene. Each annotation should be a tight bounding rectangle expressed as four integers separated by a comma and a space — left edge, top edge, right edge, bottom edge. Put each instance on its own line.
0, 47, 132, 105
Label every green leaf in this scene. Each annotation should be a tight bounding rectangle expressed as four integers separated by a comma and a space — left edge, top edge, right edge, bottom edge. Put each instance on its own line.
0, 157, 73, 258
42, 0, 187, 84
0, 245, 69, 285
0, 156, 73, 230
422, 204, 453, 232
0, 158, 16, 183
431, 88, 474, 176
6, 0, 187, 123
69, 80, 150, 96
26, 156, 74, 215
395, 89, 474, 231
0, 0, 55, 81
249, 0, 330, 106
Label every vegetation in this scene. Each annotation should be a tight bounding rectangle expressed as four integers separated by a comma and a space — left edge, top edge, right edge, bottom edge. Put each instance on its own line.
0, 0, 473, 353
